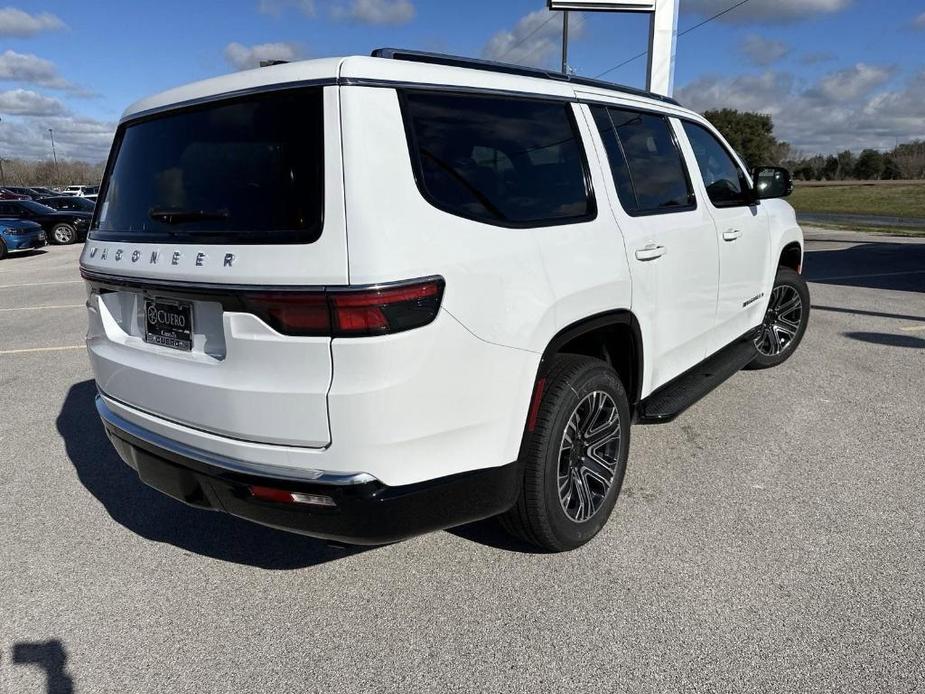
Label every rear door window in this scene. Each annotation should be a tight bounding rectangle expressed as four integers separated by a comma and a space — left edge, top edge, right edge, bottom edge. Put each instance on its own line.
92, 87, 325, 244
591, 105, 695, 215
401, 91, 596, 227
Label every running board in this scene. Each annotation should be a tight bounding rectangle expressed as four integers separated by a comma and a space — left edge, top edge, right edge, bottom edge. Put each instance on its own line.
636, 337, 758, 424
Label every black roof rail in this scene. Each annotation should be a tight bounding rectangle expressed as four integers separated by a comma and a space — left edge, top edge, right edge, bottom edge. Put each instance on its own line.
370, 47, 681, 107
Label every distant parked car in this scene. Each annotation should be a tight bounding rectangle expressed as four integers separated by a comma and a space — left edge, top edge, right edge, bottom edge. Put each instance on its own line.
0, 199, 91, 244
1, 188, 30, 200
0, 219, 46, 258
62, 185, 99, 197
29, 186, 59, 197
38, 195, 96, 213
2, 186, 43, 199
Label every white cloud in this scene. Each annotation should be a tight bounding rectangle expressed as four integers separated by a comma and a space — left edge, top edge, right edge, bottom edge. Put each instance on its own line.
912, 12, 925, 30
257, 0, 315, 16
809, 63, 894, 102
740, 35, 789, 66
482, 9, 583, 69
681, 0, 851, 24
0, 88, 66, 116
223, 41, 303, 70
0, 49, 89, 94
333, 0, 414, 24
0, 7, 66, 37
676, 65, 925, 153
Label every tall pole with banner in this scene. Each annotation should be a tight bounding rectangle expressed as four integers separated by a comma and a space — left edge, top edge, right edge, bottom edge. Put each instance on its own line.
547, 0, 679, 97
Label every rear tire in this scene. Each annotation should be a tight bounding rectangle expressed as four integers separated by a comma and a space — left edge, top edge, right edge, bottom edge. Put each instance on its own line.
500, 354, 630, 552
746, 266, 810, 370
51, 223, 76, 245
0, 239, 7, 259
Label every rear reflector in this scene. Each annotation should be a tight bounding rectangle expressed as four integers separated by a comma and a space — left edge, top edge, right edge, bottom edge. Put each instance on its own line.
243, 277, 445, 337
248, 485, 336, 508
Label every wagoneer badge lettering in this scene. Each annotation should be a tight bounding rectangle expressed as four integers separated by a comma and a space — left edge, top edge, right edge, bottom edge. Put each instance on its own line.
84, 245, 236, 268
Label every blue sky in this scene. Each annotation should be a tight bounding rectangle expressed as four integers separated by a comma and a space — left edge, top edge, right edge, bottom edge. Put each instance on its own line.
1, 0, 923, 161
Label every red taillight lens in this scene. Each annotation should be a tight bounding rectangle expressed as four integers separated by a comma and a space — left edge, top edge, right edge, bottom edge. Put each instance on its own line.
330, 280, 443, 336
242, 277, 444, 337
246, 292, 330, 335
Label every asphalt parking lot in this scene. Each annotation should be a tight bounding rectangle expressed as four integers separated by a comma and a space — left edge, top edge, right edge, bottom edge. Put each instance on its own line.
1, 229, 923, 693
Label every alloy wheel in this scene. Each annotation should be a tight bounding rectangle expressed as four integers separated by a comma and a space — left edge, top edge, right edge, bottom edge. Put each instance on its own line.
557, 391, 622, 523
53, 225, 74, 244
755, 284, 803, 357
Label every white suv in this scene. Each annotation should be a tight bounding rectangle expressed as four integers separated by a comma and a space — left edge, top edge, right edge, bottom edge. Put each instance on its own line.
81, 50, 809, 551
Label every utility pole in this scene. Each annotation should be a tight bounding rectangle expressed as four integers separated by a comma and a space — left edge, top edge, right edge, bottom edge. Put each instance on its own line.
48, 127, 59, 180
0, 116, 5, 187
561, 10, 570, 74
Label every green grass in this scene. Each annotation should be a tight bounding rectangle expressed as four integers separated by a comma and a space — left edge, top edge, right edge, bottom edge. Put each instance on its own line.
789, 183, 925, 219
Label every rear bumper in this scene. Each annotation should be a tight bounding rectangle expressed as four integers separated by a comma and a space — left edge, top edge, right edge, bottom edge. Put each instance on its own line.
97, 396, 520, 545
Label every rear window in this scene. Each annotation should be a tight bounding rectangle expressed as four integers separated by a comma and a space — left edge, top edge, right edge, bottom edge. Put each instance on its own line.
91, 87, 324, 244
401, 91, 595, 227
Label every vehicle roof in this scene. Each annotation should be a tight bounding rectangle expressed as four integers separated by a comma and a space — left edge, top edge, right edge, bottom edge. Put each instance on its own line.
122, 54, 703, 124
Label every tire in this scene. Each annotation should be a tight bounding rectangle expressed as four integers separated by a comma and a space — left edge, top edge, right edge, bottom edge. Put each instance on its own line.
746, 266, 810, 370
51, 223, 76, 245
500, 354, 631, 552
0, 239, 6, 260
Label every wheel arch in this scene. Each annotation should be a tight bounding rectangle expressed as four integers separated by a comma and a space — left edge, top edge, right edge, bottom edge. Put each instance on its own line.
536, 310, 643, 406
779, 241, 803, 273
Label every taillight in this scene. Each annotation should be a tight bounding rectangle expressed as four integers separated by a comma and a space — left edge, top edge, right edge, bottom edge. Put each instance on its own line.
244, 277, 444, 337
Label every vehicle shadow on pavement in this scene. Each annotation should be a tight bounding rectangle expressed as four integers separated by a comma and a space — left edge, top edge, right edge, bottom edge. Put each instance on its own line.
11, 639, 73, 694
57, 381, 367, 569
804, 240, 925, 293
842, 331, 925, 349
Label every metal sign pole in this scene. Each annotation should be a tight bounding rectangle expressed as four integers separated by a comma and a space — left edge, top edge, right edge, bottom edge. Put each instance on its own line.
547, 0, 679, 96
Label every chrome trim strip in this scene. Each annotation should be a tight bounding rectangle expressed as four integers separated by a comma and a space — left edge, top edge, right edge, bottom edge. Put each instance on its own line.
95, 395, 377, 486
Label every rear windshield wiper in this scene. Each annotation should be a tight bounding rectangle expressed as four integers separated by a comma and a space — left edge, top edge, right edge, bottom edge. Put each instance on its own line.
148, 208, 230, 224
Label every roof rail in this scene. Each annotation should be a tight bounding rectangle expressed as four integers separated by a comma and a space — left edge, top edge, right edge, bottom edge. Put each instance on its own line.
370, 47, 681, 107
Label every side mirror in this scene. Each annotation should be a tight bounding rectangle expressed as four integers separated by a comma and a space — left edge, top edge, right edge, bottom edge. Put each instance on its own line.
752, 166, 793, 200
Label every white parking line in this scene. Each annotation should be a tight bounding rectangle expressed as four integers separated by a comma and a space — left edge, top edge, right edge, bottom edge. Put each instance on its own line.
0, 279, 83, 289
900, 325, 925, 333
0, 304, 84, 312
0, 345, 85, 355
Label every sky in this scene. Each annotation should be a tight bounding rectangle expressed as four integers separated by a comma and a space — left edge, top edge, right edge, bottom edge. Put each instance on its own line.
0, 0, 923, 162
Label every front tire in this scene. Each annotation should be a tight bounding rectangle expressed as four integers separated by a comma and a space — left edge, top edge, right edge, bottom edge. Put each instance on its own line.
51, 223, 76, 245
501, 354, 630, 552
747, 266, 810, 370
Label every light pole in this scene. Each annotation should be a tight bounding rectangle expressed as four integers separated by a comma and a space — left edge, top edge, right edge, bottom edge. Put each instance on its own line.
48, 127, 59, 180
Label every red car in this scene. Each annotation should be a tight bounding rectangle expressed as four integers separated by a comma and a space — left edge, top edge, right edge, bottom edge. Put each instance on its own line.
0, 188, 29, 200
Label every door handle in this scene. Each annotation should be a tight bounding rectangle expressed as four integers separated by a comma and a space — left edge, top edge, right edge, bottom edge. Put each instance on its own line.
723, 229, 743, 242
635, 244, 666, 262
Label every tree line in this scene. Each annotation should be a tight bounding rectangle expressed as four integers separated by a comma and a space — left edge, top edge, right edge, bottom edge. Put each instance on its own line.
704, 109, 925, 181
0, 158, 106, 189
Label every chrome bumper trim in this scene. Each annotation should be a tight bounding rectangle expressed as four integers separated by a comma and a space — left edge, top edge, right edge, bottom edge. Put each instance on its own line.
95, 395, 377, 486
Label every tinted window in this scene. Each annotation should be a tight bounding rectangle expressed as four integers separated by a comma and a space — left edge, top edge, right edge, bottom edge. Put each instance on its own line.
591, 106, 694, 215
402, 92, 594, 226
92, 87, 324, 244
682, 122, 752, 207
